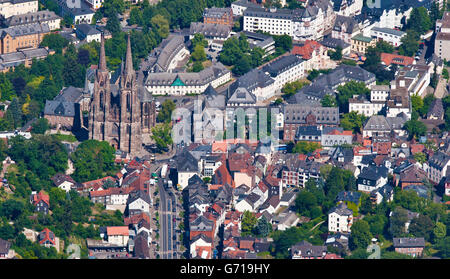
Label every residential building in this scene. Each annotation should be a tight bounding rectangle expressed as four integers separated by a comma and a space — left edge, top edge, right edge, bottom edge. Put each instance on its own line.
291, 240, 327, 259
240, 31, 275, 58
57, 0, 95, 24
320, 36, 351, 55
0, 47, 52, 72
0, 0, 38, 19
331, 0, 363, 17
427, 99, 445, 120
0, 238, 13, 259
435, 12, 450, 61
203, 7, 233, 26
291, 40, 336, 71
177, 151, 200, 189
321, 127, 353, 147
189, 22, 232, 47
362, 115, 391, 138
84, 0, 104, 10
357, 165, 388, 192
38, 228, 57, 249
328, 202, 353, 233
370, 27, 405, 47
380, 53, 415, 67
30, 190, 50, 215
106, 226, 129, 247
1, 10, 61, 30
331, 15, 360, 45
427, 151, 450, 184
127, 191, 151, 213
351, 33, 375, 54
75, 24, 101, 42
0, 23, 50, 54
51, 174, 77, 193
282, 105, 340, 141
262, 54, 305, 92
393, 237, 425, 258
231, 0, 260, 16
272, 211, 300, 231
348, 94, 384, 117
295, 125, 322, 143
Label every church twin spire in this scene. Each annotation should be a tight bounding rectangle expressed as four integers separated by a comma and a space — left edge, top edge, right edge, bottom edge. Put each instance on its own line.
98, 34, 135, 83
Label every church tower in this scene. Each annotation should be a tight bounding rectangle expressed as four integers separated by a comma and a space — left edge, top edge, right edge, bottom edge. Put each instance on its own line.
118, 35, 142, 154
88, 35, 142, 155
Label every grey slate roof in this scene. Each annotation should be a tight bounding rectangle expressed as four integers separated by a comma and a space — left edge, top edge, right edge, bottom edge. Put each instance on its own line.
146, 62, 229, 86
393, 237, 425, 248
283, 104, 340, 125
328, 202, 353, 216
320, 36, 351, 49
76, 24, 101, 36
3, 10, 60, 27
262, 55, 303, 77
336, 191, 361, 205
0, 238, 11, 254
177, 150, 199, 172
0, 22, 49, 38
358, 165, 388, 181
127, 191, 151, 206
227, 68, 274, 99
364, 115, 391, 131
232, 0, 260, 9
44, 100, 76, 117
333, 15, 359, 34
291, 240, 327, 258
372, 27, 405, 37
427, 98, 444, 119
189, 22, 231, 39
428, 151, 450, 171
295, 125, 321, 139
55, 86, 84, 103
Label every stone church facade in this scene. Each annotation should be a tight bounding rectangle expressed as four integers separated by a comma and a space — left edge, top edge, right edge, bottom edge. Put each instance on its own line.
89, 35, 156, 155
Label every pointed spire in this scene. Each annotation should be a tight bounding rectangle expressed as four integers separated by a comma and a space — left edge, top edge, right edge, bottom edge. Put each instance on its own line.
124, 34, 134, 77
99, 34, 107, 71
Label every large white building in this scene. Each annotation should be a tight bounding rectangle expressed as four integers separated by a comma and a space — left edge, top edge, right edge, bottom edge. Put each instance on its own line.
145, 62, 231, 96
328, 203, 353, 233
84, 0, 104, 10
0, 0, 38, 19
348, 85, 389, 117
332, 0, 363, 17
243, 0, 335, 41
370, 27, 405, 47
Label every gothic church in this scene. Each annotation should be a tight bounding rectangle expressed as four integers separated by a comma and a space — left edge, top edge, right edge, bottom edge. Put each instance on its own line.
89, 35, 156, 155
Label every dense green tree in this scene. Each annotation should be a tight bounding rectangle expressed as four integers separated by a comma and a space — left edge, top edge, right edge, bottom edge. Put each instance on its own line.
409, 215, 434, 241
340, 111, 366, 133
156, 99, 176, 123
433, 222, 447, 242
381, 251, 414, 259
241, 211, 258, 236
398, 31, 420, 57
336, 81, 370, 113
0, 199, 25, 220
407, 7, 432, 35
295, 190, 318, 217
349, 220, 372, 251
0, 73, 15, 101
40, 34, 69, 54
106, 12, 121, 34
321, 94, 337, 107
191, 44, 206, 62
292, 141, 321, 154
71, 140, 117, 182
254, 216, 271, 237
31, 118, 50, 134
404, 119, 427, 140
329, 46, 342, 60
151, 14, 169, 39
345, 248, 369, 259
151, 123, 173, 152
389, 207, 409, 238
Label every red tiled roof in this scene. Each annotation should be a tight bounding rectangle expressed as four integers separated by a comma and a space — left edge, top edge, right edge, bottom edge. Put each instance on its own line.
123, 212, 150, 226
33, 190, 50, 206
106, 226, 129, 236
239, 239, 254, 251
214, 164, 234, 187
410, 144, 425, 154
39, 228, 56, 246
292, 40, 323, 60
373, 141, 391, 155
381, 53, 414, 66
